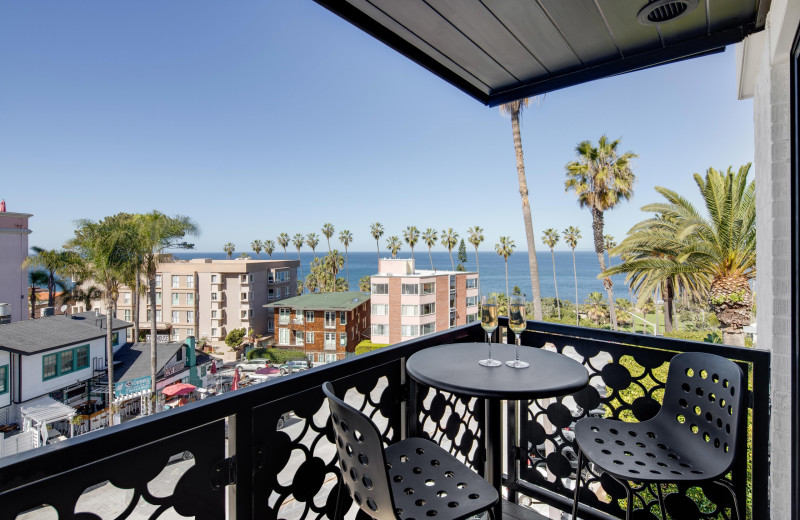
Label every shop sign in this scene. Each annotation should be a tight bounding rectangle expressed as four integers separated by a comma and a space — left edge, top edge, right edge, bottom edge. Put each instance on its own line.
115, 376, 151, 397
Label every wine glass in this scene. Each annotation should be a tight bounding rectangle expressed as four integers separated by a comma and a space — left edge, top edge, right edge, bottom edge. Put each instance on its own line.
479, 294, 501, 367
506, 295, 529, 368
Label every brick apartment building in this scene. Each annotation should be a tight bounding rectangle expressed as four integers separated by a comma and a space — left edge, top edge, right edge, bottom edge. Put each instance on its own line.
265, 292, 370, 364
370, 258, 479, 345
91, 258, 299, 347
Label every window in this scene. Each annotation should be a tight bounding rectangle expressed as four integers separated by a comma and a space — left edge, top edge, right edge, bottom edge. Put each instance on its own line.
211, 274, 218, 283
318, 353, 325, 362
76, 345, 89, 369
43, 345, 90, 380
112, 332, 120, 346
372, 283, 388, 294
249, 274, 254, 283
172, 275, 180, 288
466, 278, 478, 289
421, 323, 435, 335
466, 296, 479, 306
124, 309, 131, 322
249, 309, 253, 317
0, 365, 7, 395
401, 325, 419, 337
211, 310, 217, 319
325, 353, 337, 363
422, 282, 436, 294
421, 303, 436, 315
186, 310, 194, 323
172, 293, 180, 305
268, 289, 274, 300
172, 329, 180, 341
401, 305, 419, 316
306, 331, 315, 344
340, 312, 347, 325
275, 288, 281, 299
325, 311, 336, 328
249, 292, 253, 301
211, 292, 217, 301
186, 275, 194, 288
401, 283, 419, 295
186, 293, 194, 305
279, 328, 290, 345
305, 311, 315, 322
147, 310, 152, 322
372, 324, 388, 336
276, 270, 288, 282
268, 273, 274, 283
123, 292, 131, 304
268, 320, 274, 332
172, 311, 180, 323
340, 332, 347, 347
241, 274, 247, 283
324, 332, 336, 349
241, 310, 248, 319
43, 354, 58, 379
279, 308, 291, 324
466, 313, 478, 324
155, 310, 162, 322
155, 274, 162, 288
372, 304, 389, 316
211, 327, 218, 337
176, 347, 183, 361
156, 292, 162, 304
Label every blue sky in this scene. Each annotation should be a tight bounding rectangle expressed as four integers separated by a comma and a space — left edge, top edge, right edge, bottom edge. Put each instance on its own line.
0, 1, 754, 253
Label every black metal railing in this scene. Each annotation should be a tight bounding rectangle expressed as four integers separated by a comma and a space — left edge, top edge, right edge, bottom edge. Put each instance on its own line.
0, 321, 769, 520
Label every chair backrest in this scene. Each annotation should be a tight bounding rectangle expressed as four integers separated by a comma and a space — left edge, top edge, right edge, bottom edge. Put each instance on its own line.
655, 352, 745, 474
322, 382, 396, 520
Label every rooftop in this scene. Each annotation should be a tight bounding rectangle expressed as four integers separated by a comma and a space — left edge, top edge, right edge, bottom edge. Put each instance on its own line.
0, 311, 131, 355
107, 341, 186, 384
264, 291, 370, 310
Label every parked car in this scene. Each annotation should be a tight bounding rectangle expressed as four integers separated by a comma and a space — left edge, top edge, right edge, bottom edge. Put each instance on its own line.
274, 363, 293, 375
285, 360, 309, 371
235, 359, 270, 372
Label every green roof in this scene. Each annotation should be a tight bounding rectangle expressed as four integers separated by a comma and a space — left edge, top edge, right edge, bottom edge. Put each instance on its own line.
264, 291, 370, 311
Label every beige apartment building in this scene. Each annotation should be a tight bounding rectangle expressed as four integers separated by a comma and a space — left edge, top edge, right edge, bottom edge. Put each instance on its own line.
370, 258, 479, 345
93, 258, 298, 346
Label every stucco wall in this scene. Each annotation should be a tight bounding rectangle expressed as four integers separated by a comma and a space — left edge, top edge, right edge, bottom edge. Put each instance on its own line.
19, 337, 106, 402
0, 213, 31, 323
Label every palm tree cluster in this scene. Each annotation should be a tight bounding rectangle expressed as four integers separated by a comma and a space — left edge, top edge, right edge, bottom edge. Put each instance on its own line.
603, 164, 755, 346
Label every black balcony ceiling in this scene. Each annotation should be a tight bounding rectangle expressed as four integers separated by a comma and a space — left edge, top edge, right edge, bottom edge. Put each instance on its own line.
313, 0, 770, 106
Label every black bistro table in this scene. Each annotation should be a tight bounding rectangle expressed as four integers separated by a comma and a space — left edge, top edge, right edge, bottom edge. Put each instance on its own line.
406, 342, 589, 519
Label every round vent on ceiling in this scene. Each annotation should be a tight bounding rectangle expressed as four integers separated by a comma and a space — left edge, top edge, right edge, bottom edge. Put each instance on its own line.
637, 0, 699, 25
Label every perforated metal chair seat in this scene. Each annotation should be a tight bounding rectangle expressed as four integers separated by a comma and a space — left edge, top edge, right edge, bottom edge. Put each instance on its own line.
385, 438, 498, 520
575, 417, 728, 481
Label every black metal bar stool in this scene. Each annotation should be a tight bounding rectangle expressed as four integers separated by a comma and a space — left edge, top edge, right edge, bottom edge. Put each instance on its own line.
570, 352, 745, 519
323, 382, 499, 520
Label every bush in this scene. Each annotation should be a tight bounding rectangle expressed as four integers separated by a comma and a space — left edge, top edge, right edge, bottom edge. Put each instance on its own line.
225, 328, 246, 348
663, 330, 712, 343
247, 347, 306, 363
355, 340, 390, 355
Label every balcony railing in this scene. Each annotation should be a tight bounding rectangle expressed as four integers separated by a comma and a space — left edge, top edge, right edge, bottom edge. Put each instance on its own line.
0, 320, 770, 519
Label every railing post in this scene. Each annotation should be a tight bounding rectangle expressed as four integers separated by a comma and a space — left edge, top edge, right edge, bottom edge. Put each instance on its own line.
228, 410, 254, 519
505, 398, 519, 504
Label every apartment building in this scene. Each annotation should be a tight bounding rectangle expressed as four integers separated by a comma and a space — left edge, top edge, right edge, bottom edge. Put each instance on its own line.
265, 291, 370, 364
370, 258, 479, 345
0, 207, 32, 323
96, 258, 299, 347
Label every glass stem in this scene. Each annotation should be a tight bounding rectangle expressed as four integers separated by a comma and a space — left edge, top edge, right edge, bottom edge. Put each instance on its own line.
515, 336, 520, 362
487, 331, 492, 359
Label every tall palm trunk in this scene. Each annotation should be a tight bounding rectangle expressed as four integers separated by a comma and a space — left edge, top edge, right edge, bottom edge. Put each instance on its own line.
105, 295, 115, 412
448, 250, 454, 271
509, 110, 543, 320
375, 240, 380, 262
149, 269, 158, 412
29, 287, 36, 319
572, 249, 579, 326
473, 246, 481, 296
47, 273, 56, 308
504, 260, 510, 315
133, 272, 140, 342
663, 279, 675, 333
591, 208, 617, 329
550, 248, 560, 319
344, 246, 350, 288
428, 247, 434, 270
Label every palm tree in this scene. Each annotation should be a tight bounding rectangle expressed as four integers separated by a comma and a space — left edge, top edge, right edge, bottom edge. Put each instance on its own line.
422, 228, 438, 270
615, 298, 634, 330
251, 240, 263, 258
541, 228, 561, 319
306, 233, 320, 258
322, 223, 335, 253
565, 135, 637, 330
403, 226, 420, 263
64, 284, 103, 314
604, 234, 616, 268
22, 247, 74, 308
292, 234, 304, 289
136, 211, 198, 401
239, 252, 250, 259
223, 243, 235, 259
358, 275, 371, 292
277, 233, 290, 259
28, 269, 49, 319
584, 292, 608, 325
264, 240, 275, 259
495, 237, 515, 307
370, 222, 384, 262
338, 229, 353, 287
440, 228, 459, 270
326, 250, 345, 289
500, 97, 544, 321
386, 236, 402, 258
467, 226, 484, 286
563, 226, 582, 325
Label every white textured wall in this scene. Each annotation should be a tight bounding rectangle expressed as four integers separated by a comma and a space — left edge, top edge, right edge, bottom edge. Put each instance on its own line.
750, 16, 793, 518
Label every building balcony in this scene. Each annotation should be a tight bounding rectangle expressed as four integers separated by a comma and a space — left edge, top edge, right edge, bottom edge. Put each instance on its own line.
0, 320, 770, 519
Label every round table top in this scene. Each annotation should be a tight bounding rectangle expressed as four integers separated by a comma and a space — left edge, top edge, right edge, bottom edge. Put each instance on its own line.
406, 342, 589, 400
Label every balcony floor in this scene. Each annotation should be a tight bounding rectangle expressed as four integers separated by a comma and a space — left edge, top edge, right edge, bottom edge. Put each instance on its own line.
501, 499, 549, 520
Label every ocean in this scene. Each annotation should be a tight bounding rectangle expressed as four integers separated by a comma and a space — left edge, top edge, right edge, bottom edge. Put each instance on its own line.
171, 250, 631, 304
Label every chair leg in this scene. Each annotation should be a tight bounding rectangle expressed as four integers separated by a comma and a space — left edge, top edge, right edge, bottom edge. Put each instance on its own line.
571, 448, 584, 519
608, 475, 633, 520
333, 473, 346, 520
714, 479, 741, 520
655, 482, 666, 519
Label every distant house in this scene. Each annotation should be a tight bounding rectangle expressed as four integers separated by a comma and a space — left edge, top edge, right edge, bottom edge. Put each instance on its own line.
0, 311, 130, 427
265, 292, 370, 364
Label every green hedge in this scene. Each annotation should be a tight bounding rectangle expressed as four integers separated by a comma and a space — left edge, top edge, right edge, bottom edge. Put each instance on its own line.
355, 340, 390, 355
247, 348, 306, 363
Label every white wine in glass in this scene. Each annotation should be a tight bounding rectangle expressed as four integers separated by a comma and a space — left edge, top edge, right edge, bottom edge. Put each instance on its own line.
479, 294, 501, 367
506, 295, 529, 368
